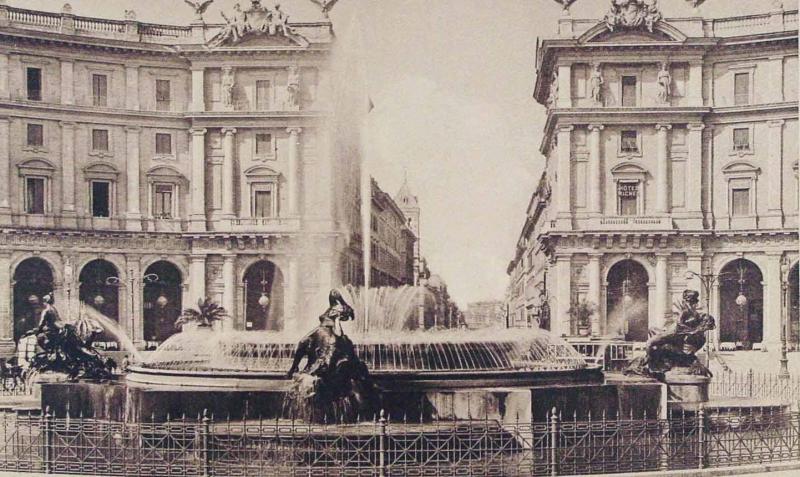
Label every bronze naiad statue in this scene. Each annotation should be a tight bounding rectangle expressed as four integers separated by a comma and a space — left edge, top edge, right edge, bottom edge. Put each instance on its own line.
25, 294, 115, 381
625, 290, 716, 380
285, 290, 377, 422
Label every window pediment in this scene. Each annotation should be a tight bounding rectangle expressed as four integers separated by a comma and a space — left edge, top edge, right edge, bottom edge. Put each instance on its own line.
611, 162, 648, 177
84, 161, 119, 176
244, 165, 280, 178
722, 161, 760, 176
17, 158, 55, 176
146, 165, 187, 184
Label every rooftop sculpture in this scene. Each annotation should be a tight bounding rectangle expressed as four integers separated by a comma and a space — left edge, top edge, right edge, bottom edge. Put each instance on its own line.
604, 0, 663, 32
208, 1, 302, 48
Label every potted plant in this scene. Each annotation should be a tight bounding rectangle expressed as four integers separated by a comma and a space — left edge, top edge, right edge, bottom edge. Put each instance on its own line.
568, 299, 597, 337
175, 297, 227, 331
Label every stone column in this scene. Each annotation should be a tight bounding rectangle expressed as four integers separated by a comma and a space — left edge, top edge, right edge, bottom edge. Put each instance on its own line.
125, 126, 141, 230
188, 255, 206, 304
587, 254, 602, 336
686, 124, 704, 215
60, 60, 74, 105
764, 253, 783, 350
287, 127, 302, 216
0, 252, 13, 356
552, 255, 572, 337
655, 124, 672, 215
125, 256, 142, 345
60, 122, 76, 214
0, 53, 8, 100
767, 120, 784, 214
189, 128, 207, 232
688, 61, 703, 106
557, 64, 571, 108
221, 254, 236, 331
654, 253, 670, 329
555, 126, 573, 228
0, 117, 9, 216
191, 68, 205, 112
288, 257, 300, 327
125, 66, 139, 110
587, 125, 603, 215
686, 253, 704, 297
221, 128, 236, 220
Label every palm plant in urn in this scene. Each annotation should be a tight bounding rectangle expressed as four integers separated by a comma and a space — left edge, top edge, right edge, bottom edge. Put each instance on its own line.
175, 297, 227, 331
568, 299, 597, 337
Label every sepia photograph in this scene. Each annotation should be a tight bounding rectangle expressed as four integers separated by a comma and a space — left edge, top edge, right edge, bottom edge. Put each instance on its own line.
0, 0, 796, 475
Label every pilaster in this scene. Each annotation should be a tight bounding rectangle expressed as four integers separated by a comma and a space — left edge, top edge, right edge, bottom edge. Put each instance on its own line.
60, 122, 76, 215
654, 253, 670, 330
587, 125, 603, 216
125, 126, 142, 231
188, 254, 207, 305
0, 252, 13, 356
221, 128, 236, 221
688, 61, 703, 106
764, 252, 783, 350
767, 120, 785, 215
125, 66, 139, 110
0, 53, 9, 100
655, 124, 672, 215
555, 125, 573, 229
586, 254, 602, 336
0, 117, 9, 221
686, 124, 704, 216
60, 60, 74, 105
552, 255, 572, 337
557, 64, 571, 108
221, 254, 236, 331
189, 128, 207, 232
287, 127, 302, 216
191, 68, 205, 112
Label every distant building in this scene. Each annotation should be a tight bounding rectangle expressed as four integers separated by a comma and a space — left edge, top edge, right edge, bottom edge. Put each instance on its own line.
395, 175, 421, 285
464, 300, 505, 329
367, 178, 417, 287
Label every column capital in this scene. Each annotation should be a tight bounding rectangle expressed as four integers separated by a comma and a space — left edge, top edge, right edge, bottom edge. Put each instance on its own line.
125, 64, 139, 70
687, 123, 705, 132
124, 125, 141, 134
189, 128, 207, 137
587, 124, 605, 132
587, 252, 603, 260
655, 252, 672, 259
189, 254, 207, 262
191, 66, 205, 72
557, 125, 574, 133
655, 123, 672, 131
222, 253, 237, 260
768, 119, 786, 128
287, 127, 303, 135
221, 127, 237, 135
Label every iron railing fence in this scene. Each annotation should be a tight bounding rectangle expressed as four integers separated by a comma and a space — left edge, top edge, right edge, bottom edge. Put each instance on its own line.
710, 370, 800, 403
0, 406, 796, 476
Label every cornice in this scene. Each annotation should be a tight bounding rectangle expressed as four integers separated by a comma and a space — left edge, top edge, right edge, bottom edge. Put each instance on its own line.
0, 101, 187, 128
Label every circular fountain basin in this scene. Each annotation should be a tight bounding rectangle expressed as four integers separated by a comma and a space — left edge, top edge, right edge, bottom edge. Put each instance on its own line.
126, 328, 602, 390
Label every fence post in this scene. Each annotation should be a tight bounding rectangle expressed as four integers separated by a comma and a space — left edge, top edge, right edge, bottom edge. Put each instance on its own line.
201, 409, 211, 477
378, 409, 387, 477
697, 405, 705, 470
748, 369, 754, 398
550, 407, 558, 477
42, 406, 52, 474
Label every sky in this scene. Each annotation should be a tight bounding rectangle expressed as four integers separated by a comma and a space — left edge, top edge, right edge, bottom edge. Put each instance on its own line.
9, 0, 791, 306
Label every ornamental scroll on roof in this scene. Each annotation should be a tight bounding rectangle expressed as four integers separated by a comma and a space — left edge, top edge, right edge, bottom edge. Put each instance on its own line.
604, 0, 663, 32
207, 1, 308, 48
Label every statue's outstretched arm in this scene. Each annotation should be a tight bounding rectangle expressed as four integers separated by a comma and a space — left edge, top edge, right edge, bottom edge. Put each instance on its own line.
287, 338, 309, 377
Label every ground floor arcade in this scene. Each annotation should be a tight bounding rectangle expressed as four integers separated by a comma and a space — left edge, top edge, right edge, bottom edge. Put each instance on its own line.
532, 233, 799, 350
0, 230, 344, 355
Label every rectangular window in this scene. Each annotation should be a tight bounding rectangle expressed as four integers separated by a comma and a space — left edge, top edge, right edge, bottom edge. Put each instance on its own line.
731, 188, 750, 216
153, 183, 174, 219
26, 68, 42, 101
155, 79, 171, 111
255, 133, 272, 156
618, 182, 639, 216
733, 128, 750, 151
620, 130, 638, 153
621, 76, 637, 106
734, 72, 750, 105
253, 189, 273, 218
92, 129, 109, 152
92, 74, 108, 106
26, 124, 43, 147
91, 181, 111, 218
25, 177, 45, 214
155, 133, 172, 155
256, 80, 271, 110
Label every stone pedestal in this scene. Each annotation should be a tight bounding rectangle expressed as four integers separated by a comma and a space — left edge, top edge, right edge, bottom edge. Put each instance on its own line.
31, 372, 70, 400
664, 369, 709, 403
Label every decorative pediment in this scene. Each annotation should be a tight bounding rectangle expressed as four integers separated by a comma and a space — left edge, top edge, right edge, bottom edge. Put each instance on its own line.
579, 18, 686, 44
611, 161, 648, 176
244, 165, 280, 177
722, 161, 760, 175
146, 165, 187, 183
207, 1, 309, 48
17, 158, 55, 175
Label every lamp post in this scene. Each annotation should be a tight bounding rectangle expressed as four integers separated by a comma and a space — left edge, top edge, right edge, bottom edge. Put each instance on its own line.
779, 261, 790, 379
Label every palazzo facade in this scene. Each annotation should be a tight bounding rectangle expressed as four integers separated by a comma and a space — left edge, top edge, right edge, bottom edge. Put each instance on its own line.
509, 2, 799, 350
0, 2, 368, 353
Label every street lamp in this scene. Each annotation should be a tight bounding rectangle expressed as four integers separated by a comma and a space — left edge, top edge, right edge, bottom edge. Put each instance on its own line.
258, 270, 270, 309
779, 261, 790, 379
